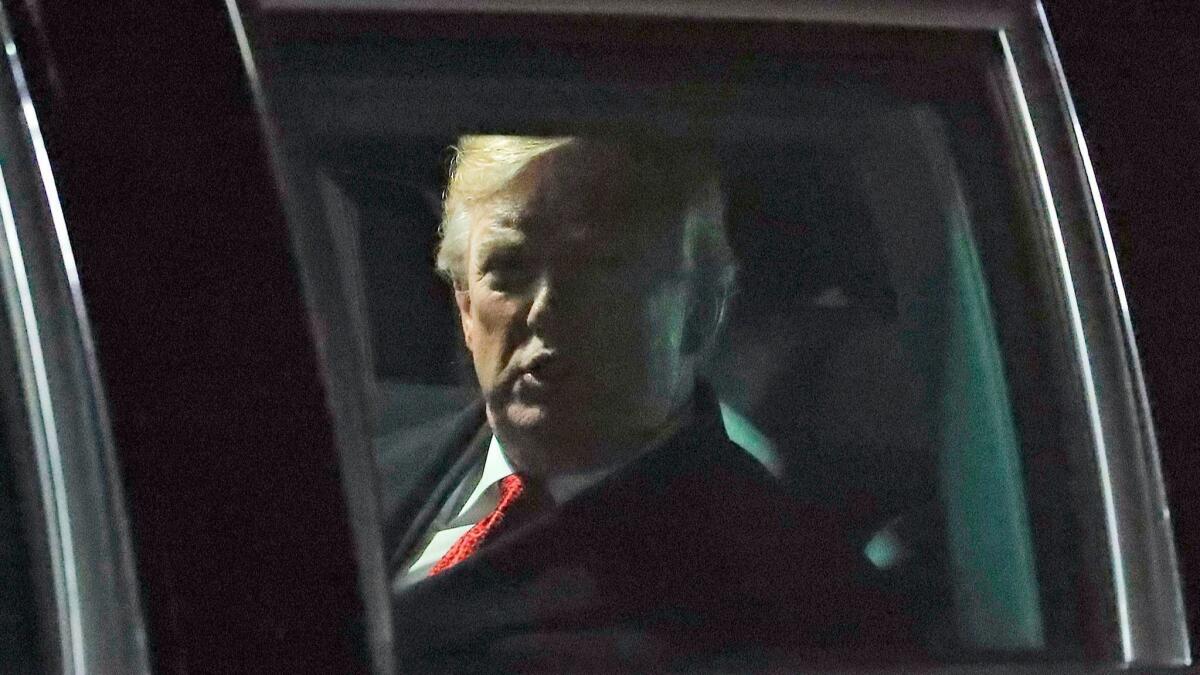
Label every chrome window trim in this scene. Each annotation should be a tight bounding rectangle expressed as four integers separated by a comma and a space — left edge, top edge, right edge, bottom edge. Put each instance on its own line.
997, 28, 1133, 661
0, 137, 80, 675
1035, 15, 1191, 654
1033, 21, 1187, 648
256, 0, 1019, 31
999, 1, 1190, 667
0, 7, 150, 674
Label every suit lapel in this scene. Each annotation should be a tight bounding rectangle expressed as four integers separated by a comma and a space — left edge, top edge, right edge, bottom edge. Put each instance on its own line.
392, 405, 739, 654
381, 399, 490, 576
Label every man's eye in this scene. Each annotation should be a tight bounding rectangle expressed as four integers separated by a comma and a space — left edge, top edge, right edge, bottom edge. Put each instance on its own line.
486, 264, 535, 289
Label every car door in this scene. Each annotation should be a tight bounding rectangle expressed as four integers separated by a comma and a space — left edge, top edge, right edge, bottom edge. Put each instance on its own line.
0, 0, 1191, 672
1, 0, 366, 671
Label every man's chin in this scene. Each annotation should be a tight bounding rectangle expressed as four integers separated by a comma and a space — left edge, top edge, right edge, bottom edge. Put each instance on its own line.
502, 400, 553, 429
492, 399, 591, 447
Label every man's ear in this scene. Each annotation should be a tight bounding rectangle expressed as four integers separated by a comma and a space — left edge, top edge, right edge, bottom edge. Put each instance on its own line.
682, 286, 725, 356
454, 289, 475, 353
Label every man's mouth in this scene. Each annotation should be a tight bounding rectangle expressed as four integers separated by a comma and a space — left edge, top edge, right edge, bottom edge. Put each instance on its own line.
518, 352, 567, 387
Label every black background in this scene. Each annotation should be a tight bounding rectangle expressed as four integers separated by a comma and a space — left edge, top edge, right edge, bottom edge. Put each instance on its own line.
1045, 0, 1200, 651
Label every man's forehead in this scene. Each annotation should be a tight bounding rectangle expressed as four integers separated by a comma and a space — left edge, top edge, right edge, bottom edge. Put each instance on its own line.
490, 178, 683, 238
473, 202, 680, 255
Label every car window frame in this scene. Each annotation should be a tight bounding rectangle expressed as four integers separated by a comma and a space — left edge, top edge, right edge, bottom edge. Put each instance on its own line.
238, 0, 1189, 670
0, 6, 149, 673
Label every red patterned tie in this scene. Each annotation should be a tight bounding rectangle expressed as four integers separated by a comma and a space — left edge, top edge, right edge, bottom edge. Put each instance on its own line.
429, 474, 526, 576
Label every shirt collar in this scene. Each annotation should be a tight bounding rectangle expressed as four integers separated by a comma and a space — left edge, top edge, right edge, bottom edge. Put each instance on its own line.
472, 435, 516, 506
451, 401, 696, 525
468, 435, 616, 506
446, 435, 516, 527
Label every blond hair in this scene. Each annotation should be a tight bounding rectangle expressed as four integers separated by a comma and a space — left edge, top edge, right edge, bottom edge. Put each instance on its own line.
435, 134, 735, 302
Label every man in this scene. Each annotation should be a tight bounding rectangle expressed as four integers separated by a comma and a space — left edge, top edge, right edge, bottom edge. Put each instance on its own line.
381, 135, 917, 670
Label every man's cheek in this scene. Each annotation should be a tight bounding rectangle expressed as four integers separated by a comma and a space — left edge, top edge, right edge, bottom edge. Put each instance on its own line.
477, 295, 522, 333
479, 321, 523, 385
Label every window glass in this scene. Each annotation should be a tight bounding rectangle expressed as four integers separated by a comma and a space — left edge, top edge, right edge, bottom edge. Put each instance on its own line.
245, 11, 1091, 669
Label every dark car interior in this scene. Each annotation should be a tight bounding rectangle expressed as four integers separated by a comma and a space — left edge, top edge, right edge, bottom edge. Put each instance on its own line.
254, 16, 1083, 660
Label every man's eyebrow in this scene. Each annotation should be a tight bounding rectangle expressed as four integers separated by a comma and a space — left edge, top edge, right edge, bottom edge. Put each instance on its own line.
474, 224, 526, 253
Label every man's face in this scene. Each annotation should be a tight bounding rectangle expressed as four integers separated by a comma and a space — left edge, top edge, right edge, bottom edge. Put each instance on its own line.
455, 144, 697, 474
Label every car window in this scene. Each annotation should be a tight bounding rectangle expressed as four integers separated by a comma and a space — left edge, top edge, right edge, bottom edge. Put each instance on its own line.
229, 5, 1186, 672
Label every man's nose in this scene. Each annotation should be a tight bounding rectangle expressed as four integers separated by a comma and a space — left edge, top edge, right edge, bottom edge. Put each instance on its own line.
525, 273, 557, 333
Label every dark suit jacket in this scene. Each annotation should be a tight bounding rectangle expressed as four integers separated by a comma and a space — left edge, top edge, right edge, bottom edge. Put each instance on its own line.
379, 385, 922, 672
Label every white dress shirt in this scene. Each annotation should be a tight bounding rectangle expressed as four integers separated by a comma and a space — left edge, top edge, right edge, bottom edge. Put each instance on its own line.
397, 435, 622, 587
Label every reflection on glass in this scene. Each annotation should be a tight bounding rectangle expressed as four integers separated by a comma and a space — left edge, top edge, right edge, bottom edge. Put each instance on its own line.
248, 17, 1081, 670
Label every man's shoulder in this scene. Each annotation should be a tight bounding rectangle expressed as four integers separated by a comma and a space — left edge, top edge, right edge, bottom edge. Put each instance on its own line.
571, 423, 844, 569
617, 417, 800, 518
